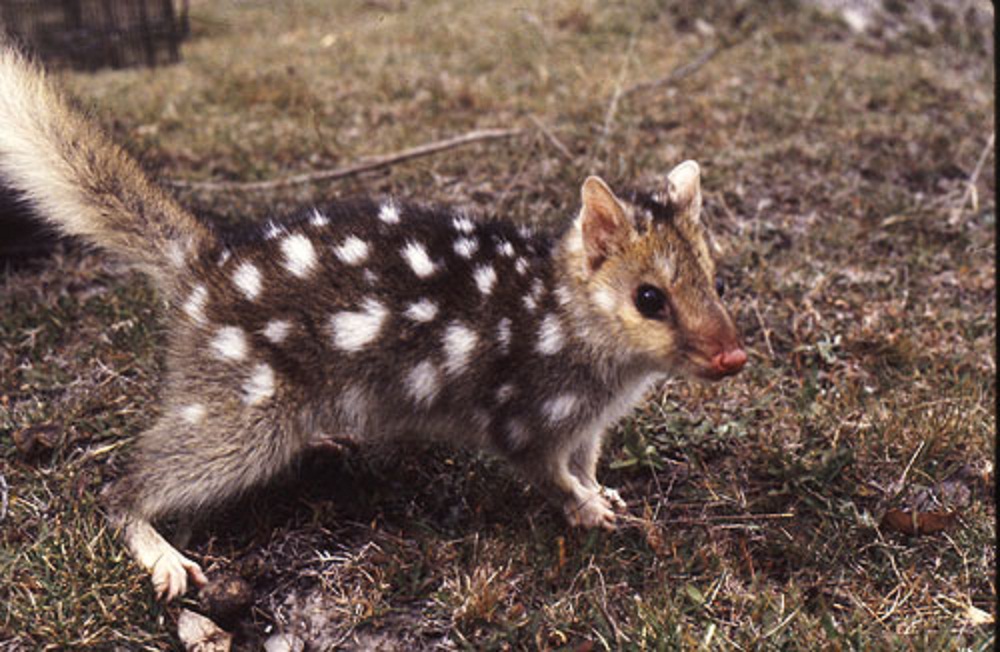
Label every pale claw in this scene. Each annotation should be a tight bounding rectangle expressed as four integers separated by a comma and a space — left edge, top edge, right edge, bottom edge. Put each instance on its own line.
600, 486, 627, 512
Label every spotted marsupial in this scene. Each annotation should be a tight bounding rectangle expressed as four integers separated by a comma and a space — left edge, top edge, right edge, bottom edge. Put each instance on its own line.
0, 45, 746, 600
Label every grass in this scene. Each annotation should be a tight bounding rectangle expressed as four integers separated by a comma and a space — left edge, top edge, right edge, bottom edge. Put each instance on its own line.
1, 0, 994, 649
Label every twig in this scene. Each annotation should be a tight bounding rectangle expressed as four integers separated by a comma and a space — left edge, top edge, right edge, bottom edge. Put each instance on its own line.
528, 115, 575, 161
67, 438, 132, 470
889, 440, 925, 499
167, 127, 524, 192
0, 471, 8, 522
619, 511, 793, 527
620, 42, 720, 99
620, 25, 755, 101
601, 31, 639, 140
751, 298, 775, 358
948, 131, 995, 225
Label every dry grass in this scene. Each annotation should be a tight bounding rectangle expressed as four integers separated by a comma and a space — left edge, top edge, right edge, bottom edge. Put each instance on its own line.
1, 0, 994, 649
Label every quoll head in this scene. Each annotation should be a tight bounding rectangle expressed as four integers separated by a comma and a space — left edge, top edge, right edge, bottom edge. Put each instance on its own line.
571, 160, 746, 380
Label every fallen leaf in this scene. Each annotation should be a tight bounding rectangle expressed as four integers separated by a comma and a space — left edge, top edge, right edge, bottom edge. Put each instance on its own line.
881, 509, 957, 536
177, 609, 231, 652
12, 424, 63, 459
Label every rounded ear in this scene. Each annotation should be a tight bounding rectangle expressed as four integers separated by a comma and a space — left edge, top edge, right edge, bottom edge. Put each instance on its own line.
666, 160, 702, 223
579, 176, 631, 271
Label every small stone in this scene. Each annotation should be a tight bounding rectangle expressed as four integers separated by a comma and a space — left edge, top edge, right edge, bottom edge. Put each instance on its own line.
263, 632, 305, 652
177, 609, 231, 652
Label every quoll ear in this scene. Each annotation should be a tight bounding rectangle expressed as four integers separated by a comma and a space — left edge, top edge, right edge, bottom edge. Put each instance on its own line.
579, 176, 631, 272
667, 160, 702, 223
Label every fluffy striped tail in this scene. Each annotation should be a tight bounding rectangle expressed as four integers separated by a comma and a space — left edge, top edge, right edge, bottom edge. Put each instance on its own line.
0, 44, 211, 290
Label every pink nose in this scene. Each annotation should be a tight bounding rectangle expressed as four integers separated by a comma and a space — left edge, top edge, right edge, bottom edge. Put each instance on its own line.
712, 348, 747, 376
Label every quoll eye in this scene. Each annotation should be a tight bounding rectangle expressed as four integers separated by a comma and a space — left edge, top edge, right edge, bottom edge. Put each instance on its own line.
634, 284, 667, 318
715, 277, 726, 297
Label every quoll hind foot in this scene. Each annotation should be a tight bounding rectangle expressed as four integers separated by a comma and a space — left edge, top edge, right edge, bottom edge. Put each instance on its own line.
564, 486, 627, 530
126, 518, 208, 601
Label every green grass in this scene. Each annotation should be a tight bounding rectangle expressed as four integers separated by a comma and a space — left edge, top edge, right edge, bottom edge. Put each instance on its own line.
1, 0, 994, 649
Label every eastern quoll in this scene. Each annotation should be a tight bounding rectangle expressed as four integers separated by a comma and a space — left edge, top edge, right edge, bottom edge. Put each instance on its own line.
0, 46, 746, 600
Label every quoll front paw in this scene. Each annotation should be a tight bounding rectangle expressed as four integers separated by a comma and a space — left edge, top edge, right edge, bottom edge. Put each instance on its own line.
565, 491, 616, 530
151, 547, 208, 602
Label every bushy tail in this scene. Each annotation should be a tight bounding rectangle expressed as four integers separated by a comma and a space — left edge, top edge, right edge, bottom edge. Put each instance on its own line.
0, 44, 211, 290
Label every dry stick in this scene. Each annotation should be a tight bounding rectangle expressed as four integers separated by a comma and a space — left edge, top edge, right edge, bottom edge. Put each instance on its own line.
619, 24, 757, 101
601, 31, 639, 141
619, 42, 721, 100
0, 471, 7, 522
167, 127, 524, 192
948, 130, 995, 225
529, 114, 575, 162
619, 511, 794, 527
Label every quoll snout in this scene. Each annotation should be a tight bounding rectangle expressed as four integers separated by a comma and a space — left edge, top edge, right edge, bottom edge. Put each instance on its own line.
712, 346, 747, 376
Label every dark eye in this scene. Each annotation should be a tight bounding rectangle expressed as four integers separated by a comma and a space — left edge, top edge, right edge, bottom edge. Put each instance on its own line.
634, 284, 667, 318
715, 277, 726, 297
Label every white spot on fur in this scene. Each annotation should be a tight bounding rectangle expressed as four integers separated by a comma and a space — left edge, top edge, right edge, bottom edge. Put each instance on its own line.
454, 236, 478, 259
524, 279, 545, 311
329, 298, 388, 351
405, 360, 441, 407
217, 249, 231, 266
334, 236, 369, 266
281, 233, 317, 278
536, 314, 564, 355
405, 298, 438, 322
442, 321, 477, 376
474, 264, 497, 296
264, 222, 282, 239
506, 418, 531, 450
166, 242, 186, 268
496, 383, 515, 403
518, 225, 533, 239
655, 253, 674, 280
379, 201, 400, 224
554, 285, 572, 307
183, 285, 208, 324
496, 318, 512, 355
592, 287, 616, 312
542, 393, 579, 424
363, 269, 380, 284
515, 257, 529, 275
401, 241, 437, 278
310, 209, 329, 227
497, 239, 515, 257
242, 363, 275, 405
179, 403, 206, 425
210, 326, 248, 361
262, 319, 291, 343
233, 261, 262, 300
453, 215, 475, 234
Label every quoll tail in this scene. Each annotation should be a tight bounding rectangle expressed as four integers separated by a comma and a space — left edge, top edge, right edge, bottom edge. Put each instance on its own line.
0, 44, 211, 289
